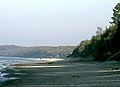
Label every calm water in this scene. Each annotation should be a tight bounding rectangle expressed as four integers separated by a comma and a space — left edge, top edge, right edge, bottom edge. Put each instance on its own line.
0, 57, 39, 84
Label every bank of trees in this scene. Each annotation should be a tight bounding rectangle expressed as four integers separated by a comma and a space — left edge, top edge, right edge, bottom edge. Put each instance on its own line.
69, 3, 120, 61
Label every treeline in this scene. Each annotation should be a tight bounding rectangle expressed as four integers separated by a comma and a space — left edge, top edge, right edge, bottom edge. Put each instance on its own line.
69, 3, 120, 61
0, 45, 75, 58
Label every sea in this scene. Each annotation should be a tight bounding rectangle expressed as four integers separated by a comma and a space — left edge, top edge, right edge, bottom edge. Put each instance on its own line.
0, 56, 39, 84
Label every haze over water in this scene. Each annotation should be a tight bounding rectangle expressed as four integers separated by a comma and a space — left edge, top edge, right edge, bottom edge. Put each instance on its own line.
0, 0, 119, 46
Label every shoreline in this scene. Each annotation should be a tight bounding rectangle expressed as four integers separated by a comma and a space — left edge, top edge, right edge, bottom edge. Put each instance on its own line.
1, 58, 120, 87
0, 58, 64, 86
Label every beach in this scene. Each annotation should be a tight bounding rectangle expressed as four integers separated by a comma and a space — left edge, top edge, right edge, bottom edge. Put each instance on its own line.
1, 58, 120, 87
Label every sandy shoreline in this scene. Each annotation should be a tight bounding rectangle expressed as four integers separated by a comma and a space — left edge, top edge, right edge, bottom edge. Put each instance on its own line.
1, 59, 120, 87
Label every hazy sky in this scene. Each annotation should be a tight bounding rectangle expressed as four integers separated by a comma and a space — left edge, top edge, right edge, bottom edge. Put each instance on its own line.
0, 0, 119, 46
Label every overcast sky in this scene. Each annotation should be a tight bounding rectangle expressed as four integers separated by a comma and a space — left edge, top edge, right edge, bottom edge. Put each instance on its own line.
0, 0, 119, 46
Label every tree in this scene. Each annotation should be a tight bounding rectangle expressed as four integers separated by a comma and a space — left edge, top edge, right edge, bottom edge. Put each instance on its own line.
96, 27, 103, 36
110, 3, 120, 28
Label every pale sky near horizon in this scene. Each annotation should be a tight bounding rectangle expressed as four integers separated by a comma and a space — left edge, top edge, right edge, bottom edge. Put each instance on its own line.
0, 0, 119, 46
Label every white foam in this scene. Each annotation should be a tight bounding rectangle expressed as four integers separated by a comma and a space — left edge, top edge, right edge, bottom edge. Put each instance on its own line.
11, 65, 64, 68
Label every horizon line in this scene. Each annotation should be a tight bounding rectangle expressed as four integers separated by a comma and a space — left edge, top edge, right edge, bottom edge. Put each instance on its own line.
0, 44, 76, 47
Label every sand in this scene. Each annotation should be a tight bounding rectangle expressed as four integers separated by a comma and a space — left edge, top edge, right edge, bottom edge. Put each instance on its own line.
1, 58, 120, 87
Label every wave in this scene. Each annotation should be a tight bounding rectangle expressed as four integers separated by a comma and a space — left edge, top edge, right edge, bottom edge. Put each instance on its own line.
0, 56, 37, 84
0, 57, 62, 84
0, 63, 9, 84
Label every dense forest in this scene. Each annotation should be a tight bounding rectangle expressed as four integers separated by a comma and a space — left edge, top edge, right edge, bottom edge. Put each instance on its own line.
68, 3, 120, 61
0, 45, 75, 58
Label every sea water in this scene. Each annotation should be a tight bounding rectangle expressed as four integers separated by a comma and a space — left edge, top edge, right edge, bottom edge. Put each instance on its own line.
0, 56, 38, 84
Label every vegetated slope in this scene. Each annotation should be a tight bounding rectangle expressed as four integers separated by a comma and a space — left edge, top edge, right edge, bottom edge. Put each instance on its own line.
0, 45, 75, 58
69, 3, 120, 61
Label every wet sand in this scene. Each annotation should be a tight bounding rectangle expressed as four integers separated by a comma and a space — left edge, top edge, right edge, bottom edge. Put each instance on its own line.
1, 59, 120, 87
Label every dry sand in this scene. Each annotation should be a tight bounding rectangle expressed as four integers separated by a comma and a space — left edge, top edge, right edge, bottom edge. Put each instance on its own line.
1, 58, 120, 87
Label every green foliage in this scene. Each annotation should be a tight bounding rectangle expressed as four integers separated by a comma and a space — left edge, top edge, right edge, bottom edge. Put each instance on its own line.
69, 3, 120, 61
110, 3, 120, 27
68, 40, 90, 57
